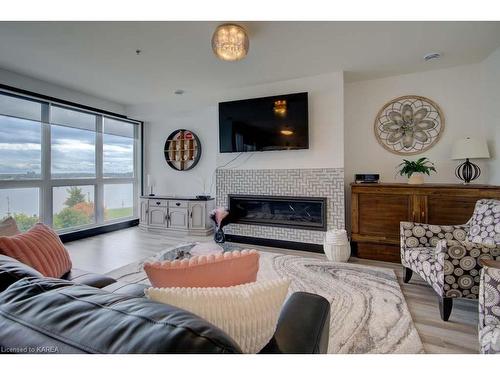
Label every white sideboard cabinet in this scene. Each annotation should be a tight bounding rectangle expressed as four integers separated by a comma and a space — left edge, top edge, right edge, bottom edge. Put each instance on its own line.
139, 196, 215, 236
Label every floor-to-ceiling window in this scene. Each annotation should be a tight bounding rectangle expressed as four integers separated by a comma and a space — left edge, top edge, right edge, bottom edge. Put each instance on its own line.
0, 90, 141, 234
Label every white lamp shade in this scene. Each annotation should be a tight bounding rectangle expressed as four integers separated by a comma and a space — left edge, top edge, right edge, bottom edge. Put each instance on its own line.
451, 138, 490, 160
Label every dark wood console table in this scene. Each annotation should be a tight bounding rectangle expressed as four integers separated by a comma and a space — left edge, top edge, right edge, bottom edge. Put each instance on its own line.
350, 183, 500, 262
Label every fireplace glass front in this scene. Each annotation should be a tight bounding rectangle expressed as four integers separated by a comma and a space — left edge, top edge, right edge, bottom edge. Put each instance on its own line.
228, 195, 327, 231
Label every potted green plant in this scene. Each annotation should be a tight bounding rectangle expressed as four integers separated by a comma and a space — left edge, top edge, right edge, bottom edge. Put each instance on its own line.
396, 157, 437, 184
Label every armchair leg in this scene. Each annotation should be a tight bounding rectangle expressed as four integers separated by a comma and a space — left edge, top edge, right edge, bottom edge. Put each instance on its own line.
438, 297, 453, 321
403, 267, 413, 283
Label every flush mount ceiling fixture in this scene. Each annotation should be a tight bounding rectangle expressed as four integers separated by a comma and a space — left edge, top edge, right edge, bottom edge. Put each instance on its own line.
211, 23, 249, 61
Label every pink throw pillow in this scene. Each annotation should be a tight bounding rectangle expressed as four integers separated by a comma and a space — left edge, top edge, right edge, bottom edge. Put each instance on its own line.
0, 217, 21, 236
0, 223, 72, 278
144, 250, 260, 288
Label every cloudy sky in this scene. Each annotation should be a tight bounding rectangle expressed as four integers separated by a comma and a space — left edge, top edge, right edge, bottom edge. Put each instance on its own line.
0, 116, 41, 175
0, 114, 135, 218
0, 115, 134, 177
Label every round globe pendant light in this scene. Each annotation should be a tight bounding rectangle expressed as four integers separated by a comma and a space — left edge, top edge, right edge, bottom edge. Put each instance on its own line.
211, 24, 249, 61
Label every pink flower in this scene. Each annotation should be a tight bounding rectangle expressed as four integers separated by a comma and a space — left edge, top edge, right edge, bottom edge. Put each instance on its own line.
210, 207, 229, 228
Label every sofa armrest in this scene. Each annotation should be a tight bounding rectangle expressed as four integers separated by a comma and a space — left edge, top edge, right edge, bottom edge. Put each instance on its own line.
259, 292, 330, 354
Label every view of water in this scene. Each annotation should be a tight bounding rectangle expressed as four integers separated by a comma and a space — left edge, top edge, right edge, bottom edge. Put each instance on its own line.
0, 184, 134, 218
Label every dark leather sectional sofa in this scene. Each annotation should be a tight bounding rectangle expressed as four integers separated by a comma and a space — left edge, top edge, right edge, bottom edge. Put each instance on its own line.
0, 254, 330, 354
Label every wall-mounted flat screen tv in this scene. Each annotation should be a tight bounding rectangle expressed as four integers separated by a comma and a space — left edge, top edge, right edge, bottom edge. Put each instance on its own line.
219, 92, 309, 153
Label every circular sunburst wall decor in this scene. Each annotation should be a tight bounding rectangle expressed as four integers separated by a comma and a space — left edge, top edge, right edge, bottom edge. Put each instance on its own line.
374, 95, 445, 155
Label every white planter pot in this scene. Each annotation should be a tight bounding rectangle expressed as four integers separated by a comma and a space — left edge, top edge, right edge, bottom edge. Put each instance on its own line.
323, 229, 350, 262
323, 243, 351, 262
408, 174, 424, 184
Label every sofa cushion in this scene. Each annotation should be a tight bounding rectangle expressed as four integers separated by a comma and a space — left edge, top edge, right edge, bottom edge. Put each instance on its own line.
0, 254, 114, 290
0, 217, 21, 236
0, 254, 43, 293
0, 223, 72, 278
467, 199, 500, 246
144, 249, 259, 288
61, 268, 116, 289
102, 280, 148, 297
145, 278, 290, 353
0, 277, 242, 354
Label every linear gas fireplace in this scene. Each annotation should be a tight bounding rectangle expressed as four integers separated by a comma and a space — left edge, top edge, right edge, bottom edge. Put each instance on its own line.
228, 195, 327, 231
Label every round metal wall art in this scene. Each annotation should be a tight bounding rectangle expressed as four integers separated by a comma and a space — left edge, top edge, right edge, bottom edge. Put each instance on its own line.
374, 95, 445, 155
164, 129, 202, 171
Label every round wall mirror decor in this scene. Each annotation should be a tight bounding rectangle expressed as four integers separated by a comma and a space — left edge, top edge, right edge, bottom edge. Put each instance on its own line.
374, 95, 445, 155
164, 129, 202, 171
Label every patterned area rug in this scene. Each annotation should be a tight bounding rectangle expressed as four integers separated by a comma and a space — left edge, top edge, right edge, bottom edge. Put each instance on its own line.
106, 243, 424, 354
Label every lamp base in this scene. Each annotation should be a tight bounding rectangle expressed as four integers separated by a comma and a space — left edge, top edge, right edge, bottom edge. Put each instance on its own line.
455, 158, 481, 184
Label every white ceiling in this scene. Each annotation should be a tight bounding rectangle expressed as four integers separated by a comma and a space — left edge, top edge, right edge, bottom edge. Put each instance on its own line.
0, 21, 499, 106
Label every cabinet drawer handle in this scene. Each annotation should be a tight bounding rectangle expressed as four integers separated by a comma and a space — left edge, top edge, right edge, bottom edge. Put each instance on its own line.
176, 202, 181, 206
156, 201, 161, 205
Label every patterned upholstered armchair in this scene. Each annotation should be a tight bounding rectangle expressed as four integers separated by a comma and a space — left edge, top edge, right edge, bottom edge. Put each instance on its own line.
479, 260, 500, 354
400, 199, 500, 321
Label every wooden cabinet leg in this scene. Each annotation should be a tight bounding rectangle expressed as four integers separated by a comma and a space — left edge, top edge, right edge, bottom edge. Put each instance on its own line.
403, 267, 413, 283
439, 297, 453, 321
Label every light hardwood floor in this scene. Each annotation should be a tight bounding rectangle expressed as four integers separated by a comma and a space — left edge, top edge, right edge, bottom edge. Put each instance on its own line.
65, 226, 480, 354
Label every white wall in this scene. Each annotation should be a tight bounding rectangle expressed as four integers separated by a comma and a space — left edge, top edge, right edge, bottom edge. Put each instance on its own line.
0, 68, 126, 115
216, 73, 344, 170
481, 47, 500, 184
343, 62, 500, 233
134, 105, 219, 197
128, 72, 344, 197
345, 63, 487, 186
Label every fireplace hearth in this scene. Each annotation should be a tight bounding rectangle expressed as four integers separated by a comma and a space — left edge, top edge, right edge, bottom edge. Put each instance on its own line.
228, 195, 327, 231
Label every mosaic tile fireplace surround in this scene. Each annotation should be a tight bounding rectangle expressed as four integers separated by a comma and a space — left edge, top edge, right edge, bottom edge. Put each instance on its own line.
216, 168, 345, 245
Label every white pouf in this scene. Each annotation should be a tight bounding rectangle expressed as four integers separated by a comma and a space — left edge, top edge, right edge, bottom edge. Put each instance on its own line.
323, 229, 350, 262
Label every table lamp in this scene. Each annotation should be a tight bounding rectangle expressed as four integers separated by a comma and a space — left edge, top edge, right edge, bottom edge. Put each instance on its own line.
451, 137, 490, 183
